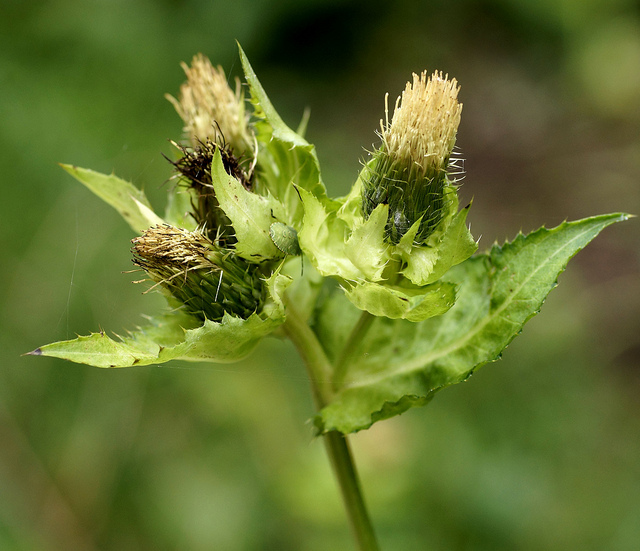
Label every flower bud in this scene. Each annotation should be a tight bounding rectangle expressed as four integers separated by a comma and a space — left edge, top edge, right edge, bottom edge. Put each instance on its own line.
132, 225, 265, 323
362, 71, 463, 244
166, 54, 253, 155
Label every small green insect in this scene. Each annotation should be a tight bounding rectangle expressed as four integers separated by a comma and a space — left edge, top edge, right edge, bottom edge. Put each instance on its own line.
269, 222, 302, 256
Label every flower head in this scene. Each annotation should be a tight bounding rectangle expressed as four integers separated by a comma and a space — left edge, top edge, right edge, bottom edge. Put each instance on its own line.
166, 54, 253, 155
362, 71, 463, 244
132, 224, 266, 323
168, 139, 252, 246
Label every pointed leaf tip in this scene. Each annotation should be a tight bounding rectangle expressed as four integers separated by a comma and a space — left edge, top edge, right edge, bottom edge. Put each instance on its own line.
60, 164, 158, 234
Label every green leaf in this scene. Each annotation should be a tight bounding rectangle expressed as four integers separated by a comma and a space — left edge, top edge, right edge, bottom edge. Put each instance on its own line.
344, 280, 456, 322
32, 273, 291, 367
344, 204, 390, 281
336, 175, 365, 228
238, 44, 326, 223
315, 213, 630, 434
156, 309, 282, 363
164, 187, 197, 231
61, 164, 160, 233
238, 44, 308, 149
209, 148, 284, 262
402, 203, 478, 285
280, 257, 324, 323
297, 188, 363, 281
257, 139, 325, 225
30, 331, 162, 368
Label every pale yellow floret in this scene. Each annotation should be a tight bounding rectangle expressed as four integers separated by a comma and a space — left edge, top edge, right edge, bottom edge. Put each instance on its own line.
132, 224, 215, 269
381, 71, 462, 177
166, 54, 251, 153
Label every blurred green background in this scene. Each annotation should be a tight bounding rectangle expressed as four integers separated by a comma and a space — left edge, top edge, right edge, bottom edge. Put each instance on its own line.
2, 0, 639, 549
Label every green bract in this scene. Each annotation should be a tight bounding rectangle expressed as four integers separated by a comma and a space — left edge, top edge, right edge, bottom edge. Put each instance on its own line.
33, 45, 630, 437
297, 177, 477, 321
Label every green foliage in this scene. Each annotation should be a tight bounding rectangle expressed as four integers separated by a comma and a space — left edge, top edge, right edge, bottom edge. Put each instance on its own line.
343, 279, 457, 323
61, 164, 163, 233
35, 48, 630, 441
32, 273, 290, 367
314, 214, 629, 433
209, 148, 284, 262
239, 45, 327, 223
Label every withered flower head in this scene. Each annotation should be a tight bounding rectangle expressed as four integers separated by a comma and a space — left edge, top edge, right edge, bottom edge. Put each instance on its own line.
132, 224, 265, 323
168, 139, 252, 245
166, 53, 253, 155
362, 70, 463, 244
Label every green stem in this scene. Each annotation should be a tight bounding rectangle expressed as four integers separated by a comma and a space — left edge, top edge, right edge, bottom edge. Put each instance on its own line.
282, 297, 381, 551
323, 431, 381, 551
333, 310, 375, 391
281, 296, 334, 408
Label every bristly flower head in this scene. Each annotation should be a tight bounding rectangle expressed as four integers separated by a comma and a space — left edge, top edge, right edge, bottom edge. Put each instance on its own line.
167, 139, 252, 246
362, 70, 463, 244
166, 53, 253, 155
132, 224, 266, 323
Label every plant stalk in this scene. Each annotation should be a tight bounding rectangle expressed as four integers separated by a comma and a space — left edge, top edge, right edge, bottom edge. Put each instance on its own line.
281, 296, 334, 408
323, 430, 381, 551
282, 297, 381, 551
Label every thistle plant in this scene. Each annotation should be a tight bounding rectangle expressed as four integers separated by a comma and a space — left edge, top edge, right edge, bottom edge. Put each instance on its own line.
32, 45, 630, 550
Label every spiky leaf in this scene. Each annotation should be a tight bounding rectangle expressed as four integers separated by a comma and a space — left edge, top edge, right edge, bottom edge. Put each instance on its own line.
403, 203, 478, 285
315, 213, 629, 434
32, 274, 290, 367
344, 204, 390, 281
344, 280, 457, 322
61, 164, 160, 233
209, 149, 284, 261
238, 44, 326, 223
297, 188, 362, 280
